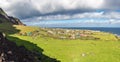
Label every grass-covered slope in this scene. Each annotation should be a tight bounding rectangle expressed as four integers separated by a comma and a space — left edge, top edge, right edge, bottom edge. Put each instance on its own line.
0, 23, 60, 62
0, 24, 118, 62
0, 23, 19, 34
0, 13, 119, 62
8, 34, 120, 62
0, 23, 38, 34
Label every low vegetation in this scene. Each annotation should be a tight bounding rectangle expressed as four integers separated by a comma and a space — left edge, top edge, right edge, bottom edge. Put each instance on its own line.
9, 34, 120, 62
0, 25, 120, 62
16, 27, 118, 41
0, 23, 120, 62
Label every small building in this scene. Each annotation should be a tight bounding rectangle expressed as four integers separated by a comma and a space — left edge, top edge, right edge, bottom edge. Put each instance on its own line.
80, 34, 88, 37
69, 34, 75, 39
47, 30, 54, 34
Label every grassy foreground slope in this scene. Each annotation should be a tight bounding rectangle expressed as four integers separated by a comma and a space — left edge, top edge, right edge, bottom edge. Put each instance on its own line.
9, 35, 120, 62
0, 23, 39, 34
1, 24, 120, 62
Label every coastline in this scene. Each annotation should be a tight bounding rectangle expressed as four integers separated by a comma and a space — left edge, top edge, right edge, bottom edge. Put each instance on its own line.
49, 27, 120, 36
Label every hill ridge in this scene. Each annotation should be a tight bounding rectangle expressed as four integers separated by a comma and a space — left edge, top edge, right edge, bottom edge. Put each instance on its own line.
0, 8, 25, 25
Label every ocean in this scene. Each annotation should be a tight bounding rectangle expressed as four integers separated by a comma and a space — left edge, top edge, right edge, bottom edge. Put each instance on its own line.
52, 27, 120, 36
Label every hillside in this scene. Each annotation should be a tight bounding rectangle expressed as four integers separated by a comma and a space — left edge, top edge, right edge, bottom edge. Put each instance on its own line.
0, 8, 26, 34
0, 8, 24, 25
0, 8, 59, 62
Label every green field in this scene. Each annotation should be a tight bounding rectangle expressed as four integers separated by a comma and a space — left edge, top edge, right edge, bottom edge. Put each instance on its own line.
8, 35, 120, 62
1, 24, 120, 62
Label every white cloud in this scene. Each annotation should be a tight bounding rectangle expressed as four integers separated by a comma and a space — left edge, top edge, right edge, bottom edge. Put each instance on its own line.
0, 0, 104, 17
0, 0, 120, 26
22, 11, 120, 21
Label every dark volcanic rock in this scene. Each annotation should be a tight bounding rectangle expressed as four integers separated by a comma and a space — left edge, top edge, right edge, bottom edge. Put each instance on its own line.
0, 33, 39, 62
8, 16, 25, 25
0, 32, 60, 62
0, 8, 25, 25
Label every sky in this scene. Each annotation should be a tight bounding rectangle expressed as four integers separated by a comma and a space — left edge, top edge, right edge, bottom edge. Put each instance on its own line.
0, 0, 120, 27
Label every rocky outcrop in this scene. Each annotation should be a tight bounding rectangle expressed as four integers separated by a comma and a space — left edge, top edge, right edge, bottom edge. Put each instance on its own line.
0, 8, 25, 25
8, 16, 24, 25
0, 32, 40, 62
0, 32, 60, 62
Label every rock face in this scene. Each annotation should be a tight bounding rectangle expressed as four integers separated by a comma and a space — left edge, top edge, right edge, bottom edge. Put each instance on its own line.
0, 32, 39, 62
0, 8, 25, 25
8, 16, 24, 25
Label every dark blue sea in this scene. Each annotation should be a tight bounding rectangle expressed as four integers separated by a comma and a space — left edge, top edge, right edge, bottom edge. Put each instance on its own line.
52, 27, 120, 36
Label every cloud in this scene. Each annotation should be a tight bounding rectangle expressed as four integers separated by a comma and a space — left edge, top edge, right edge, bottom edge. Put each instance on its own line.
0, 0, 104, 19
0, 0, 120, 26
22, 11, 120, 21
103, 0, 120, 10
